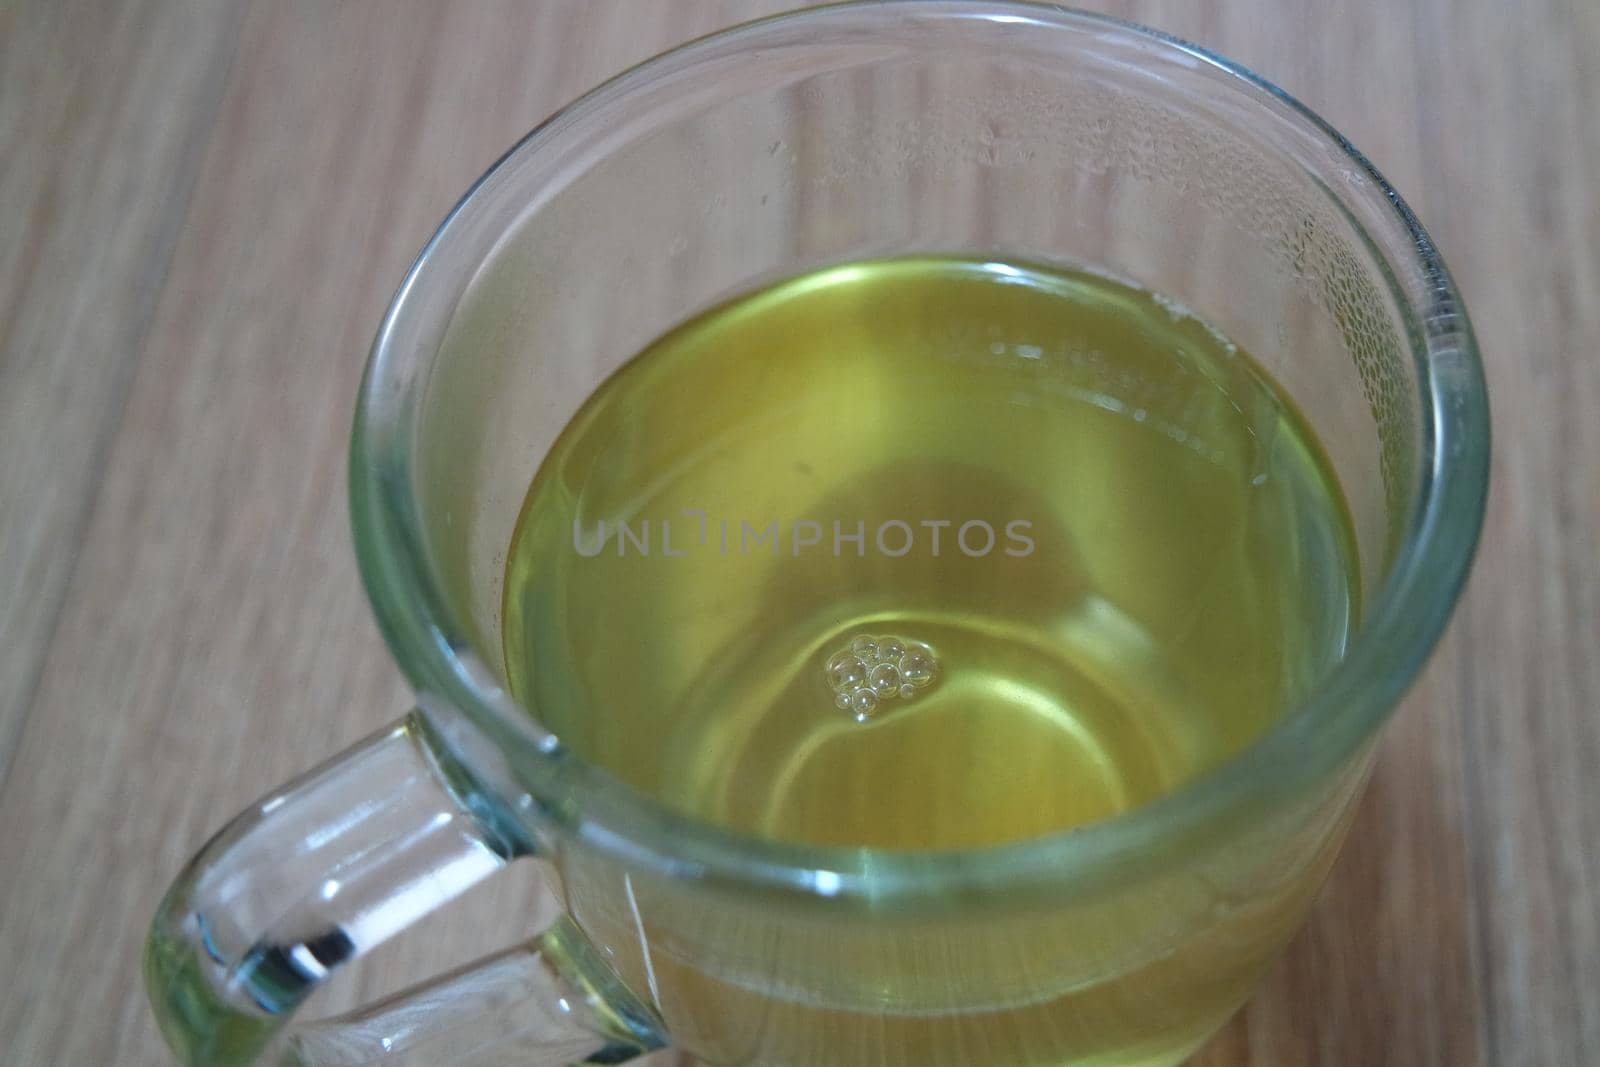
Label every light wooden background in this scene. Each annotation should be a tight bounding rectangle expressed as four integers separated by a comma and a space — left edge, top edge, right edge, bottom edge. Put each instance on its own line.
0, 2, 1593, 1064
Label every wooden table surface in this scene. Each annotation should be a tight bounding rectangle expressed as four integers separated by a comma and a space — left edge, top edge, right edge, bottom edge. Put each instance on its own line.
1, 2, 1594, 1064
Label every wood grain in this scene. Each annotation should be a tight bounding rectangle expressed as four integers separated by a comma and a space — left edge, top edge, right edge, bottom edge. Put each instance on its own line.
0, 0, 244, 782
0, 2, 1592, 1065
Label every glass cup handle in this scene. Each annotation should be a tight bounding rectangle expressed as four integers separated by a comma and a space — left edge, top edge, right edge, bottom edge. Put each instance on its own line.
145, 710, 666, 1066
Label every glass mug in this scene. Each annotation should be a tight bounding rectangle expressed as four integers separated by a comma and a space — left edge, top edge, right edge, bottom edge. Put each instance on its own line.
146, 4, 1489, 1066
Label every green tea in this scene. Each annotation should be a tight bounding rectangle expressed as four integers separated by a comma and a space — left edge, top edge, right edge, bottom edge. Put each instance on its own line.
503, 257, 1355, 851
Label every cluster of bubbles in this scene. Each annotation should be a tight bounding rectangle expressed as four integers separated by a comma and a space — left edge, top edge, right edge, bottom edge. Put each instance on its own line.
825, 634, 939, 721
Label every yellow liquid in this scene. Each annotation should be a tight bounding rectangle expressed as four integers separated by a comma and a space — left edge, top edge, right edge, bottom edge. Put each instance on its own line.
503, 257, 1356, 852
502, 259, 1363, 1066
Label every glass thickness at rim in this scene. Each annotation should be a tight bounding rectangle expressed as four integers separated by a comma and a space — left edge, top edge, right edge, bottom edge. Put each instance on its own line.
350, 0, 1489, 910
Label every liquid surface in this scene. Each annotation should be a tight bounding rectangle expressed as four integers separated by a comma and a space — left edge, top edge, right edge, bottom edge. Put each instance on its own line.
503, 258, 1356, 851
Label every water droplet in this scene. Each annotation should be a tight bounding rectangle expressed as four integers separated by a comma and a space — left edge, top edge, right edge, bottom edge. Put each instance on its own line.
878, 637, 906, 662
899, 683, 916, 697
835, 693, 852, 710
849, 635, 879, 662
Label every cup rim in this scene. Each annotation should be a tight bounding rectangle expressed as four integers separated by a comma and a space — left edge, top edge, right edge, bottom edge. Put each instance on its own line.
350, 0, 1489, 909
